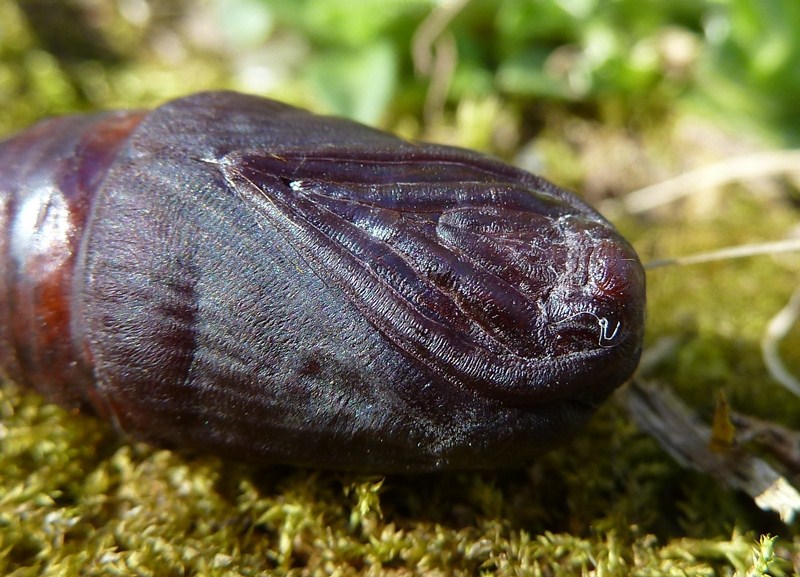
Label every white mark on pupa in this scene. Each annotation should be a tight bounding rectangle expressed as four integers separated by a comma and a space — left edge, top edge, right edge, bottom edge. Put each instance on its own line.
557, 312, 622, 348
597, 316, 621, 346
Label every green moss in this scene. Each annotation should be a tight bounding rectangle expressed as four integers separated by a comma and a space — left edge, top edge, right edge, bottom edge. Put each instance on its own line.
3, 384, 794, 575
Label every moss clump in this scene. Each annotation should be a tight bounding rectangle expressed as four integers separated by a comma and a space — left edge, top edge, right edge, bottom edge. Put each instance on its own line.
2, 382, 795, 576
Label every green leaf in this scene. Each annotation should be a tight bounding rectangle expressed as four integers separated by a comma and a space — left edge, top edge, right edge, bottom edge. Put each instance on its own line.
306, 41, 398, 124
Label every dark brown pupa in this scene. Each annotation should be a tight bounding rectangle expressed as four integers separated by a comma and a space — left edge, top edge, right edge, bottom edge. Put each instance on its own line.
0, 91, 645, 472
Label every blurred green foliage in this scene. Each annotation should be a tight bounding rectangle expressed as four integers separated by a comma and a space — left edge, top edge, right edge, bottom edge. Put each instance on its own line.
226, 0, 800, 142
3, 0, 800, 143
697, 0, 800, 141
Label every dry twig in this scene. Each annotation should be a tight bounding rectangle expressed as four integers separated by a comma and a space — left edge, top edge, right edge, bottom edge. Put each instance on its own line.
624, 380, 800, 524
